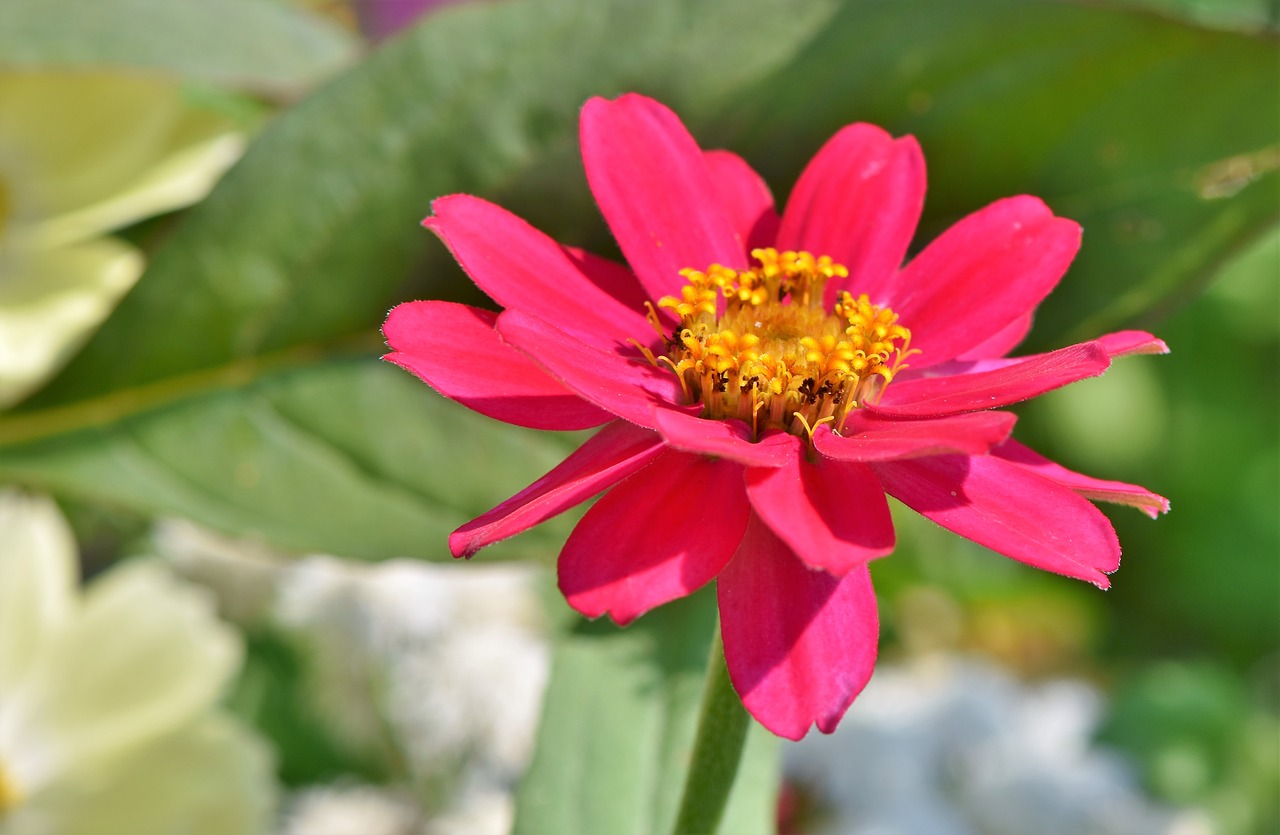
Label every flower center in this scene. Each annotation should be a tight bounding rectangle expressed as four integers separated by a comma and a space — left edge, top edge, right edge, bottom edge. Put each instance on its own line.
641, 248, 915, 440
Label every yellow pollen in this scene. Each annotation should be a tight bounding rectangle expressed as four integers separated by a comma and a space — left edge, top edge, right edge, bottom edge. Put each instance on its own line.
651, 248, 917, 440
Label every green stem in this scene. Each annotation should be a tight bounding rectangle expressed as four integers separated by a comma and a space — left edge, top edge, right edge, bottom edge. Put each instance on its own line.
671, 622, 750, 835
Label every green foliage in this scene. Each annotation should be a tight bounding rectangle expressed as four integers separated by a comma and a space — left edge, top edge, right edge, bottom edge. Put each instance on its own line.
0, 0, 841, 560
709, 0, 1279, 350
515, 590, 779, 835
1026, 228, 1280, 666
228, 628, 392, 787
1, 0, 1273, 565
0, 0, 1275, 830
1098, 662, 1280, 835
0, 360, 580, 560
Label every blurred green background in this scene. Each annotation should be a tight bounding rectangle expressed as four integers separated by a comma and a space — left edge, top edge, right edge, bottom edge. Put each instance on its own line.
0, 0, 1275, 832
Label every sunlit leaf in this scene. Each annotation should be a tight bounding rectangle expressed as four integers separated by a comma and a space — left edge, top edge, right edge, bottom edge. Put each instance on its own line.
0, 360, 580, 561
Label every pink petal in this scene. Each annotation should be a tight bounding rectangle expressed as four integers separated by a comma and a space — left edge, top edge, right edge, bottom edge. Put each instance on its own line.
777, 125, 925, 306
652, 410, 798, 468
496, 309, 684, 428
424, 194, 651, 350
868, 342, 1110, 418
449, 420, 666, 557
384, 301, 611, 430
1095, 330, 1170, 358
872, 455, 1121, 588
903, 329, 1167, 379
718, 514, 879, 740
994, 440, 1170, 518
956, 313, 1034, 360
558, 449, 749, 626
747, 455, 894, 574
812, 411, 1017, 461
887, 196, 1081, 366
580, 94, 747, 303
703, 150, 780, 253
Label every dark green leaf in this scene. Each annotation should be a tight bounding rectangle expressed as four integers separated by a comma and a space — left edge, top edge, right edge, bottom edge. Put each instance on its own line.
710, 0, 1279, 349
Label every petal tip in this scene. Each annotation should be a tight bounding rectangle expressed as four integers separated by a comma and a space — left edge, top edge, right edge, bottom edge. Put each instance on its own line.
447, 530, 479, 559
423, 193, 462, 227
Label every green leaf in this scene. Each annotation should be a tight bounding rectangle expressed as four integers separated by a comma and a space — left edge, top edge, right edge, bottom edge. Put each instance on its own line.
711, 0, 1279, 349
0, 0, 358, 96
2, 0, 1273, 560
17, 0, 840, 412
0, 359, 580, 561
514, 590, 779, 835
1103, 0, 1279, 33
0, 0, 842, 553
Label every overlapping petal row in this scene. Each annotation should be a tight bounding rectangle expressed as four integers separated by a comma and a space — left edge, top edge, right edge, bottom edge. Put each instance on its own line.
383, 93, 1168, 740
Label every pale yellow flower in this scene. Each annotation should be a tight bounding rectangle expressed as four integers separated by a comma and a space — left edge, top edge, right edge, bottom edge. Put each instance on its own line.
0, 72, 243, 407
0, 491, 273, 835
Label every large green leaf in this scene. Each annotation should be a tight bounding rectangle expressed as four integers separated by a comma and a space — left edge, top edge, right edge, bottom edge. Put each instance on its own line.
0, 0, 358, 96
514, 589, 780, 835
0, 0, 842, 555
1, 0, 1274, 561
709, 0, 1279, 349
17, 0, 839, 411
0, 359, 580, 561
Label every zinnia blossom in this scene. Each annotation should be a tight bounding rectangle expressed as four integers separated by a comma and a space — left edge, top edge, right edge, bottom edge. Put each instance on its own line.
383, 93, 1168, 740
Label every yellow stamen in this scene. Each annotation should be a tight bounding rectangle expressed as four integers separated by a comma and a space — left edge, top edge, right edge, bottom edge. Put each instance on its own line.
648, 249, 917, 442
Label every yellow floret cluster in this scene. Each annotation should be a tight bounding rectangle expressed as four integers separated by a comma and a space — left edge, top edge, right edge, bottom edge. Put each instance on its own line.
643, 249, 915, 440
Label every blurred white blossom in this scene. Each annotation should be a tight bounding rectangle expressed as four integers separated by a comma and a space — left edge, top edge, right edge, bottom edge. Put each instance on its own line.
279, 784, 421, 835
158, 521, 550, 835
0, 72, 243, 407
0, 492, 273, 835
783, 657, 1209, 835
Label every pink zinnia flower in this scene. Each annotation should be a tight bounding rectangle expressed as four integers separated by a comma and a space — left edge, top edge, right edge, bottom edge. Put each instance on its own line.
383, 94, 1168, 740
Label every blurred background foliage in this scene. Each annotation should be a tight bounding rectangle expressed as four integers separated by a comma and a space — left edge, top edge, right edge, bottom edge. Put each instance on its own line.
0, 0, 1275, 832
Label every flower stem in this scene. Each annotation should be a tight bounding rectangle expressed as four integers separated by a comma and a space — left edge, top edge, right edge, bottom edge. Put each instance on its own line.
671, 622, 750, 835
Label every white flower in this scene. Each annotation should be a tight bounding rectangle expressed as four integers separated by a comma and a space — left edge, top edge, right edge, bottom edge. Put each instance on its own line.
278, 784, 421, 835
784, 657, 1200, 835
273, 555, 549, 798
0, 491, 273, 835
0, 72, 243, 407
157, 522, 552, 835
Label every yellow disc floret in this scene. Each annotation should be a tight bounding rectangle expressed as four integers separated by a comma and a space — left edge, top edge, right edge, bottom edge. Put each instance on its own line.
645, 248, 916, 441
